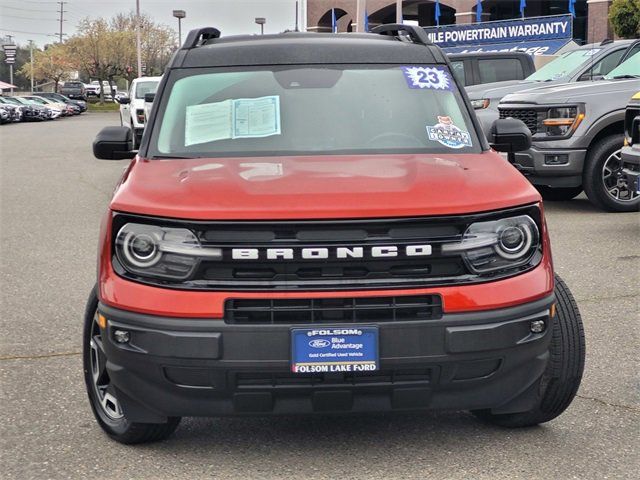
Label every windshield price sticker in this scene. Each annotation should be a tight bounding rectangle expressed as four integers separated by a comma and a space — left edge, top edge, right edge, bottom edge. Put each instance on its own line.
426, 115, 472, 149
401, 66, 453, 90
291, 327, 379, 373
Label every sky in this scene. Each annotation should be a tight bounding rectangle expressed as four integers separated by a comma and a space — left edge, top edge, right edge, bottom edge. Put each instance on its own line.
0, 0, 307, 47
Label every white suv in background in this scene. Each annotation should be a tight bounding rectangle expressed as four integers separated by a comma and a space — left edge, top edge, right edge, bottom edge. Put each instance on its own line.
118, 76, 162, 148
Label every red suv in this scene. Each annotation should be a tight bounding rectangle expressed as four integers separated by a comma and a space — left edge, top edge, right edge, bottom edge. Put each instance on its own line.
86, 26, 585, 444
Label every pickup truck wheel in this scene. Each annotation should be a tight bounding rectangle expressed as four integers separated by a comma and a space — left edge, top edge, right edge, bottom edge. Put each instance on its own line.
583, 134, 640, 212
472, 274, 585, 427
83, 287, 181, 444
537, 186, 583, 201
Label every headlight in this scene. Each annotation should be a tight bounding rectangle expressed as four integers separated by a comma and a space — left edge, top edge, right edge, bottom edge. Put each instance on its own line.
115, 223, 221, 280
541, 105, 584, 137
471, 99, 490, 110
442, 215, 540, 273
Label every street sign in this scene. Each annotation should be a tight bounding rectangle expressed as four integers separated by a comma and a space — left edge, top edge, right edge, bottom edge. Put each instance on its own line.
3, 44, 17, 65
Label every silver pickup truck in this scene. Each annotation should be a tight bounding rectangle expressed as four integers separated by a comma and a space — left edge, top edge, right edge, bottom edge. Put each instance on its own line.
498, 53, 640, 212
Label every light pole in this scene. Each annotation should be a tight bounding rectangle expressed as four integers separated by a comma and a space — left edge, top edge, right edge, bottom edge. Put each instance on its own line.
255, 17, 266, 35
136, 0, 142, 78
29, 40, 34, 92
173, 10, 186, 46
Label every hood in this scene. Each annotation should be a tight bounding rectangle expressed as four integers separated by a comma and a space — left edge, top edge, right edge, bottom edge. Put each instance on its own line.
501, 78, 640, 105
465, 79, 545, 100
110, 153, 540, 220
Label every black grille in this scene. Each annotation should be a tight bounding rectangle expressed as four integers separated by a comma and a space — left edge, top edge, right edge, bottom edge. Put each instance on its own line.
225, 295, 442, 324
235, 368, 431, 389
499, 108, 539, 135
112, 205, 541, 291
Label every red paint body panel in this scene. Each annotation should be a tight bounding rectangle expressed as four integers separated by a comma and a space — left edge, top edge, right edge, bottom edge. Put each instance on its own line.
109, 152, 540, 220
98, 152, 553, 317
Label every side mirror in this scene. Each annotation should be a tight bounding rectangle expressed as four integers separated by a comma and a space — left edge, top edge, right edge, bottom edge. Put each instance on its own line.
489, 118, 532, 153
93, 126, 135, 160
117, 96, 130, 105
144, 93, 155, 103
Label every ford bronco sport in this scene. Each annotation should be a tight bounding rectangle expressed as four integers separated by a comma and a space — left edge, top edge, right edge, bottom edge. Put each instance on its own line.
85, 25, 585, 444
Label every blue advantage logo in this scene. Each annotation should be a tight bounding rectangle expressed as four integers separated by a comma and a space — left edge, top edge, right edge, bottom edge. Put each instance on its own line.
309, 339, 331, 349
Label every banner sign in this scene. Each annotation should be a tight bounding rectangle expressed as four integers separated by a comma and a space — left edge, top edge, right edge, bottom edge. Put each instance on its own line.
424, 14, 573, 50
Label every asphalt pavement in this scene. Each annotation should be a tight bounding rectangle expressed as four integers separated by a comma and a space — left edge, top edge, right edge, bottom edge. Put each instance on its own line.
1, 114, 638, 479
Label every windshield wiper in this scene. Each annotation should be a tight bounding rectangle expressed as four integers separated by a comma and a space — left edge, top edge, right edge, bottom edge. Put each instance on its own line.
150, 155, 200, 159
609, 74, 640, 79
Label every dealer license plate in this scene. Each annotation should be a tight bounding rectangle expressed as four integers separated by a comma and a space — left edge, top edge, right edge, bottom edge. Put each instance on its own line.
290, 326, 379, 374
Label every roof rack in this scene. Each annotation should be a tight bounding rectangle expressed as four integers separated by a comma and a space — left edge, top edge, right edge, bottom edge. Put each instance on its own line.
371, 24, 431, 46
181, 27, 221, 50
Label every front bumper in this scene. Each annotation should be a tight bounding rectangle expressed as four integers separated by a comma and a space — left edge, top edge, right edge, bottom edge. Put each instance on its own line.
99, 294, 555, 422
510, 145, 586, 188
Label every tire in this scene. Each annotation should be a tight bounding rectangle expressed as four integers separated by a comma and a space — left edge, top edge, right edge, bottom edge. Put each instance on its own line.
83, 286, 180, 444
537, 186, 583, 202
583, 134, 640, 212
472, 274, 585, 427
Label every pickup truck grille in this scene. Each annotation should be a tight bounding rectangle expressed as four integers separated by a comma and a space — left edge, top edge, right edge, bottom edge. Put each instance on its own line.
499, 108, 539, 135
225, 295, 443, 324
112, 206, 540, 291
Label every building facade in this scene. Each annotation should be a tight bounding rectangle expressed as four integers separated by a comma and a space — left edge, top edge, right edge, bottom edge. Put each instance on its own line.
307, 0, 614, 45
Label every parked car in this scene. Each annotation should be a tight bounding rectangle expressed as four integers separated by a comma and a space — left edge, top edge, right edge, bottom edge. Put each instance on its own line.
87, 80, 117, 98
60, 81, 87, 101
0, 98, 23, 122
117, 76, 161, 148
468, 39, 640, 133
23, 95, 69, 117
448, 52, 535, 88
0, 105, 9, 124
1, 96, 50, 121
498, 52, 640, 212
87, 25, 584, 444
37, 92, 87, 112
622, 91, 640, 195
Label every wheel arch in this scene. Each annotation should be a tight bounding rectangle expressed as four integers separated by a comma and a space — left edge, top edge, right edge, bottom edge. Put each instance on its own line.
584, 113, 624, 154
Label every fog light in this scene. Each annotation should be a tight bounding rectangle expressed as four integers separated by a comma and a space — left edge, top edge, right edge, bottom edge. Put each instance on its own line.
113, 330, 131, 344
544, 154, 569, 165
530, 320, 546, 334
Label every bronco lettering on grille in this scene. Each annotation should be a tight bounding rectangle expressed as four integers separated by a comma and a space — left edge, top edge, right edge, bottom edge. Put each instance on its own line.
231, 245, 432, 260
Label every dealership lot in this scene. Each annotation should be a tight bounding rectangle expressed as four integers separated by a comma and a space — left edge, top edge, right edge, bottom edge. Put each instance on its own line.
1, 114, 638, 479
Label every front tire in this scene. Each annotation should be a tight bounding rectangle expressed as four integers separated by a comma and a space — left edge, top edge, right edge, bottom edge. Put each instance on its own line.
583, 134, 640, 212
472, 275, 585, 427
83, 286, 181, 444
537, 186, 583, 202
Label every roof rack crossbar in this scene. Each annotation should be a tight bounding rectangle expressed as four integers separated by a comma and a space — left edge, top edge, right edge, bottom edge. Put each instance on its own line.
181, 27, 221, 50
371, 24, 431, 46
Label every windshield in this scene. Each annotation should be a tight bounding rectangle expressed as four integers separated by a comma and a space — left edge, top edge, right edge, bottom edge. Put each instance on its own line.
526, 49, 602, 81
149, 65, 481, 158
604, 52, 640, 79
135, 81, 159, 99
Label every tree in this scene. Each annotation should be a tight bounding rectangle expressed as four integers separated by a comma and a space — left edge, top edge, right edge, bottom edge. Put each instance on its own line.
18, 43, 73, 92
110, 12, 176, 78
66, 18, 117, 103
609, 0, 640, 38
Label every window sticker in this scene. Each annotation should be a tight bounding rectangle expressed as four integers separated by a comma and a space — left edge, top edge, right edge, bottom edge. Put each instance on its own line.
401, 66, 453, 90
426, 116, 472, 149
582, 49, 601, 57
185, 95, 281, 146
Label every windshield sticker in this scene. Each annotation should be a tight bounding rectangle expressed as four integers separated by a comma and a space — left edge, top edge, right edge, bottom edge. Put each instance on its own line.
401, 66, 453, 90
185, 95, 281, 146
426, 116, 472, 149
582, 49, 601, 57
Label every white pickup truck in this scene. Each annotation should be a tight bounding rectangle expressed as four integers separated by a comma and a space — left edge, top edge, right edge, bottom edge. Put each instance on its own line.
117, 76, 162, 148
85, 80, 117, 98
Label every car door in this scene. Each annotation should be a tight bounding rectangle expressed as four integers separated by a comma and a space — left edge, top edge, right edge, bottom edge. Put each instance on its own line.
120, 84, 133, 128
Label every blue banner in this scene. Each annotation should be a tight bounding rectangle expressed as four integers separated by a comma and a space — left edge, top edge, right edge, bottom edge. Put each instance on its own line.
445, 39, 572, 56
424, 14, 573, 49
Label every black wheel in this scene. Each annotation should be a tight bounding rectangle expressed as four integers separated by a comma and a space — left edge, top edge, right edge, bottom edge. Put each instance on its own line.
83, 286, 180, 444
472, 275, 585, 427
537, 186, 583, 202
583, 134, 640, 212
